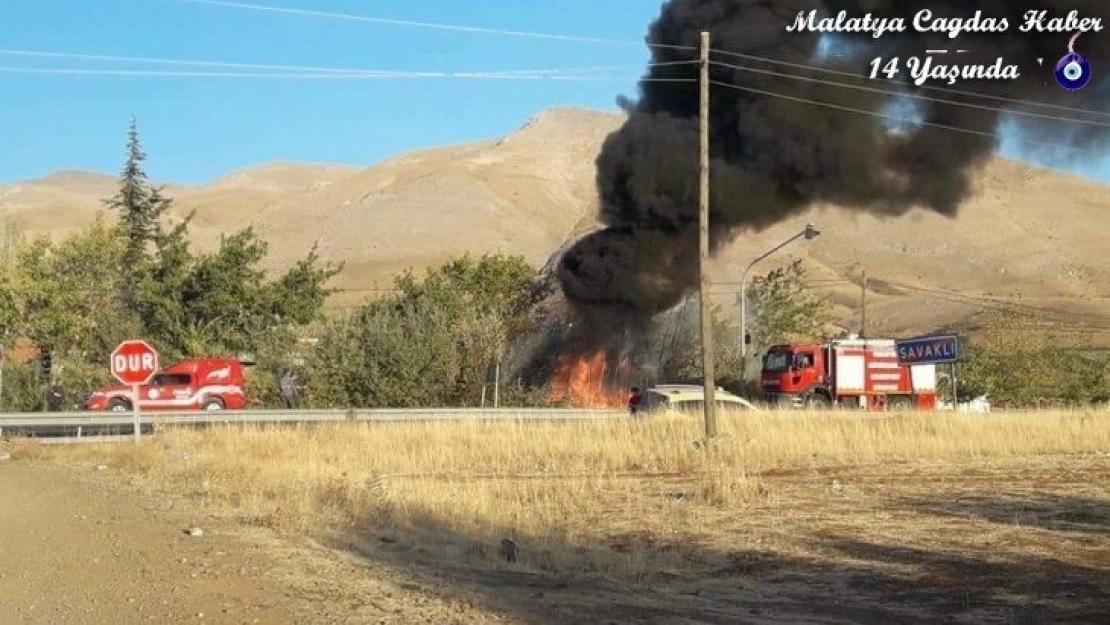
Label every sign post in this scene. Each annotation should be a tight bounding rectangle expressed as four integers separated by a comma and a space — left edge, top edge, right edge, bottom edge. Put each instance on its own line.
895, 334, 960, 409
132, 384, 141, 443
110, 340, 159, 444
951, 361, 959, 410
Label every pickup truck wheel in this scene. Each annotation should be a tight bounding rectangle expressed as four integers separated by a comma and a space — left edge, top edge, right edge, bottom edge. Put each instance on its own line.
108, 398, 131, 412
202, 398, 225, 411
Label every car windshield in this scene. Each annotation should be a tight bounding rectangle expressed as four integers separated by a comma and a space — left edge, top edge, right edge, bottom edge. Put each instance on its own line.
150, 373, 191, 386
763, 350, 793, 373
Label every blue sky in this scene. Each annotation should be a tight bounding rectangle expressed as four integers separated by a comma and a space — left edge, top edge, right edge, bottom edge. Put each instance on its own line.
1, 0, 1107, 185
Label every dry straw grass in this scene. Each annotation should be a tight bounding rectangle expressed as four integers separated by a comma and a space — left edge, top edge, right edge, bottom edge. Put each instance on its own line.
26, 408, 1110, 577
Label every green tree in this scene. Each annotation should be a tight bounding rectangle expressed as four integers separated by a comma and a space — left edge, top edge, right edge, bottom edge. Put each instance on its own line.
8, 214, 139, 361
649, 298, 745, 389
0, 124, 341, 412
745, 259, 831, 355
307, 254, 540, 408
0, 215, 138, 410
85, 121, 343, 365
137, 226, 341, 363
102, 119, 172, 307
960, 310, 1110, 407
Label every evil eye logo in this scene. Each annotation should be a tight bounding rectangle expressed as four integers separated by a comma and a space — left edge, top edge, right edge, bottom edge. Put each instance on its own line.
1055, 33, 1092, 91
1055, 52, 1091, 91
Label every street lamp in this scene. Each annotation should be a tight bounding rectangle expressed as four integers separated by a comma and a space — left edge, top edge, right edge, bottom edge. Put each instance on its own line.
739, 223, 821, 358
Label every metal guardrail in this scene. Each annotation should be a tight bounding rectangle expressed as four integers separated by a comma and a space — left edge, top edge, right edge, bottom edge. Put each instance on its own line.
0, 407, 628, 432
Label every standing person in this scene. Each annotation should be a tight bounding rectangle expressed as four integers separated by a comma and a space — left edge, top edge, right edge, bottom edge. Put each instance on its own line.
45, 383, 65, 412
278, 369, 300, 409
627, 387, 643, 415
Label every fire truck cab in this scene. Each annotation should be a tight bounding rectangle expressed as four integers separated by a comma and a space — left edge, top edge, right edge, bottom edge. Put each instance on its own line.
86, 358, 248, 412
760, 338, 938, 411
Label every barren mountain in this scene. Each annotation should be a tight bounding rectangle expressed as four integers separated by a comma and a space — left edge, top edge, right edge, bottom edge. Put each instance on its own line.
2, 107, 1107, 345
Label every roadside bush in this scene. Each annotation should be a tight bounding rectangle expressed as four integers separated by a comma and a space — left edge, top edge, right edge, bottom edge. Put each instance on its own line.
306, 254, 542, 408
960, 310, 1110, 407
0, 360, 112, 413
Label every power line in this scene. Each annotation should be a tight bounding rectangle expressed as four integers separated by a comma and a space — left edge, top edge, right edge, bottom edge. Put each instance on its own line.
0, 67, 695, 83
829, 278, 1110, 326
0, 68, 422, 79
872, 279, 1110, 324
142, 1, 1110, 121
708, 58, 1110, 130
719, 272, 1109, 329
0, 48, 410, 75
164, 0, 695, 51
709, 47, 1110, 119
334, 281, 1107, 329
15, 6, 1107, 131
0, 48, 697, 77
707, 79, 1101, 156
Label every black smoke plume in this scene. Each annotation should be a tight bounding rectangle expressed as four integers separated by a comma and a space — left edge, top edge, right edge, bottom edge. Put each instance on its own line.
554, 0, 1108, 359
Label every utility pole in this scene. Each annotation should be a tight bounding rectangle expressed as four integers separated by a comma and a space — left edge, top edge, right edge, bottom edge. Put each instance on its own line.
698, 30, 718, 440
860, 268, 868, 338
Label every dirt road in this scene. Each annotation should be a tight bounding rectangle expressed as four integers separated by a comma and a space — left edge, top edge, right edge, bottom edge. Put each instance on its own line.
0, 460, 316, 624
0, 458, 494, 625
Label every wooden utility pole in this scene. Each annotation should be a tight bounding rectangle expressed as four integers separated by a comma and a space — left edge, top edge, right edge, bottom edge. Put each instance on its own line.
698, 31, 718, 440
860, 268, 868, 338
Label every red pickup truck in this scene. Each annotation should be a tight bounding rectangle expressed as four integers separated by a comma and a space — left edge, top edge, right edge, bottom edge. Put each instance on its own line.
85, 358, 248, 412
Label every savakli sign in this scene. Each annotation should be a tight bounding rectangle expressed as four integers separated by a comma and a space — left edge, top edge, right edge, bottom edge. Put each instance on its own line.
895, 335, 960, 365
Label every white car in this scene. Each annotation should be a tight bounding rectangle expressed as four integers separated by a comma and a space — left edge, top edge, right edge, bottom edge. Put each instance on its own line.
638, 384, 760, 414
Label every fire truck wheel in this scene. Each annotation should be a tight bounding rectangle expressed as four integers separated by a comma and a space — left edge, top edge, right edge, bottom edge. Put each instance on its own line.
890, 397, 913, 412
108, 398, 131, 412
804, 393, 831, 409
202, 398, 225, 411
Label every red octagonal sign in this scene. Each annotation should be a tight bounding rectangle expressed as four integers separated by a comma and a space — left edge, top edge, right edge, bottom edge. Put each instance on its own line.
111, 339, 160, 386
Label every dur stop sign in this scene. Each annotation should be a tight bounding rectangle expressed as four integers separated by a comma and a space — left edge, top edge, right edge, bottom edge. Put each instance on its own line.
110, 339, 158, 444
110, 340, 159, 386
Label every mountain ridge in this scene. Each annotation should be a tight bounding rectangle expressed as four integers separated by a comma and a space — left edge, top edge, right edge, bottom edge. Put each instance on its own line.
2, 106, 1106, 344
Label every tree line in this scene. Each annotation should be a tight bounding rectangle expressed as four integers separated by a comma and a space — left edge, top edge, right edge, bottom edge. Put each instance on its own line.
0, 123, 339, 410
1, 124, 1105, 411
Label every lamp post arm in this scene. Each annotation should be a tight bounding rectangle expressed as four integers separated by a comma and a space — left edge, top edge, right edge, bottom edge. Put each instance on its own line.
752, 231, 806, 269
739, 230, 806, 358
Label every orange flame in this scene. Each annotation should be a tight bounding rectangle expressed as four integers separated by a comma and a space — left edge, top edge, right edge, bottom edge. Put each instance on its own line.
548, 350, 632, 408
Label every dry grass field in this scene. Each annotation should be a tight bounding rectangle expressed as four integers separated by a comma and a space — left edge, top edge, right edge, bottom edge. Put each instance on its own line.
16, 408, 1110, 623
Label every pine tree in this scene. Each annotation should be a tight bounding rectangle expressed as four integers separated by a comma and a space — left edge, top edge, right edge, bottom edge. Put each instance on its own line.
103, 118, 171, 307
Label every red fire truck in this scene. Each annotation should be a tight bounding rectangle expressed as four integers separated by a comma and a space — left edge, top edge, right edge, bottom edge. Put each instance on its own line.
760, 338, 938, 411
85, 358, 248, 412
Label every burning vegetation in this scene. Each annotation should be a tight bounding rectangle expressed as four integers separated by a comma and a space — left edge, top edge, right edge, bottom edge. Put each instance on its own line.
547, 349, 634, 408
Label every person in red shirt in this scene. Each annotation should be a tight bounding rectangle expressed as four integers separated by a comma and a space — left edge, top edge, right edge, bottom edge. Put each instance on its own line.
627, 387, 643, 415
